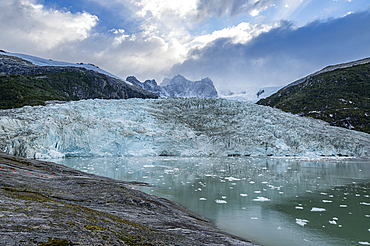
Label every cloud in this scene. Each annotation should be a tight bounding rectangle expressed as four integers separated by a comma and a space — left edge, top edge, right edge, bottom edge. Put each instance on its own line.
0, 0, 98, 51
168, 10, 370, 90
195, 0, 278, 20
189, 22, 280, 50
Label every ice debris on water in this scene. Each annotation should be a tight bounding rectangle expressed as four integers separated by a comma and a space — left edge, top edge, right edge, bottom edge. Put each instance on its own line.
199, 198, 207, 201
340, 205, 348, 208
311, 207, 326, 212
322, 200, 332, 203
360, 202, 370, 206
253, 197, 271, 202
329, 220, 337, 225
240, 194, 248, 197
359, 242, 370, 245
295, 206, 304, 210
2, 98, 370, 159
215, 200, 227, 204
225, 177, 240, 181
296, 219, 309, 227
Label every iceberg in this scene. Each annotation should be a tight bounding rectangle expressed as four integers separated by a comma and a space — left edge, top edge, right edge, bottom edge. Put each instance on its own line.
311, 207, 326, 212
1, 98, 370, 159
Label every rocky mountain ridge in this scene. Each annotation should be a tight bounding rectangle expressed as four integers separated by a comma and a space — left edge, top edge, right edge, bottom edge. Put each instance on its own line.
280, 57, 370, 91
126, 74, 218, 98
0, 53, 158, 109
258, 57, 370, 134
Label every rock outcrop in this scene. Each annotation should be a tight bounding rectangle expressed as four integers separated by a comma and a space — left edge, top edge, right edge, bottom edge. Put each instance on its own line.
127, 74, 218, 98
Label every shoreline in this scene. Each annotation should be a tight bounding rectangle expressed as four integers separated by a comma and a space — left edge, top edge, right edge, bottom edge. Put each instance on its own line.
0, 151, 257, 245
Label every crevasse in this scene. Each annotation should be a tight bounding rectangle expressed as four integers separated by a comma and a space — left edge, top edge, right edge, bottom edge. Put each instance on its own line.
1, 98, 370, 158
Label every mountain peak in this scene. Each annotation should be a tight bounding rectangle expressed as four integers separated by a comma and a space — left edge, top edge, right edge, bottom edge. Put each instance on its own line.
127, 74, 218, 98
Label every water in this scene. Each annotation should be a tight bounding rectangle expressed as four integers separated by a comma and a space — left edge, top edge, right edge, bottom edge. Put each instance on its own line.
56, 156, 370, 246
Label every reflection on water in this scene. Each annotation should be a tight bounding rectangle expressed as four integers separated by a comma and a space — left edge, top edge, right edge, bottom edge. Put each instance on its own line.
56, 157, 370, 246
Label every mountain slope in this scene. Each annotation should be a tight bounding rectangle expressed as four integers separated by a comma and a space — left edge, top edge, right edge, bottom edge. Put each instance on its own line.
257, 58, 370, 133
0, 52, 158, 109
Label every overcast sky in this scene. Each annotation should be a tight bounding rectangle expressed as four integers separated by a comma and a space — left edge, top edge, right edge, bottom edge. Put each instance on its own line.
1, 0, 369, 91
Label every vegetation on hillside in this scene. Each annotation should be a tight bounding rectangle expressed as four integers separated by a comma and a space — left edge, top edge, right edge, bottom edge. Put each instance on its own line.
0, 70, 157, 109
257, 63, 370, 134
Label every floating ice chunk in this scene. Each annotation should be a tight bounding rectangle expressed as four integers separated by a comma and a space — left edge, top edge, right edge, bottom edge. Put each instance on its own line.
356, 194, 361, 197
277, 226, 282, 230
250, 181, 255, 184
311, 207, 326, 212
199, 198, 207, 201
262, 181, 268, 184
366, 215, 370, 218
329, 220, 337, 225
360, 202, 370, 206
279, 192, 284, 194
365, 195, 370, 198
225, 177, 240, 181
306, 190, 313, 193
251, 217, 258, 220
240, 193, 248, 197
254, 191, 261, 194
329, 195, 334, 198
215, 199, 227, 204
296, 219, 309, 227
222, 196, 226, 199
333, 217, 338, 220
143, 165, 155, 168
295, 206, 304, 210
359, 242, 370, 245
253, 197, 271, 202
321, 192, 328, 195
322, 200, 332, 203
340, 205, 348, 208
231, 183, 237, 186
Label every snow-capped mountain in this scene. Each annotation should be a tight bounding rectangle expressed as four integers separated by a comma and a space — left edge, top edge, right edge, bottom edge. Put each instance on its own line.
127, 75, 218, 98
0, 51, 158, 108
1, 98, 369, 159
0, 50, 129, 83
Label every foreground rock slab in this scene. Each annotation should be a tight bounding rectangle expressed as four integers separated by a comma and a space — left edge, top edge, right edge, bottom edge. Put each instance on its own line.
0, 151, 256, 245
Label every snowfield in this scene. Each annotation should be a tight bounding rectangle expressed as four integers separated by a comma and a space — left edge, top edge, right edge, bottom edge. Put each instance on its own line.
1, 98, 370, 158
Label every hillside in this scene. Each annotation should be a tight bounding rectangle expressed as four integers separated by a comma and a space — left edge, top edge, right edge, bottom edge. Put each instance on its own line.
257, 59, 370, 133
0, 53, 158, 109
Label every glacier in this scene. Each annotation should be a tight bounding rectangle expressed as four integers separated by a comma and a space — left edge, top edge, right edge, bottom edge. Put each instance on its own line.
1, 97, 370, 159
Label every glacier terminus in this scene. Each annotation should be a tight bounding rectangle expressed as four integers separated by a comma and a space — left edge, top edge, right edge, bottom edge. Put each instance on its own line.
1, 97, 370, 159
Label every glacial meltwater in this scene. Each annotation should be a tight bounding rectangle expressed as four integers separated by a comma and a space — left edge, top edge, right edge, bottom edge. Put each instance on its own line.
55, 156, 370, 246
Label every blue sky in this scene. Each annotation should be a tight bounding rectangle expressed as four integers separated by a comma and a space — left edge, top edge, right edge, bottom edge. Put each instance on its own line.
1, 0, 370, 91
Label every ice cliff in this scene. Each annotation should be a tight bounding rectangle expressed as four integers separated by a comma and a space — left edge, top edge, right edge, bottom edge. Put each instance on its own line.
1, 98, 370, 159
